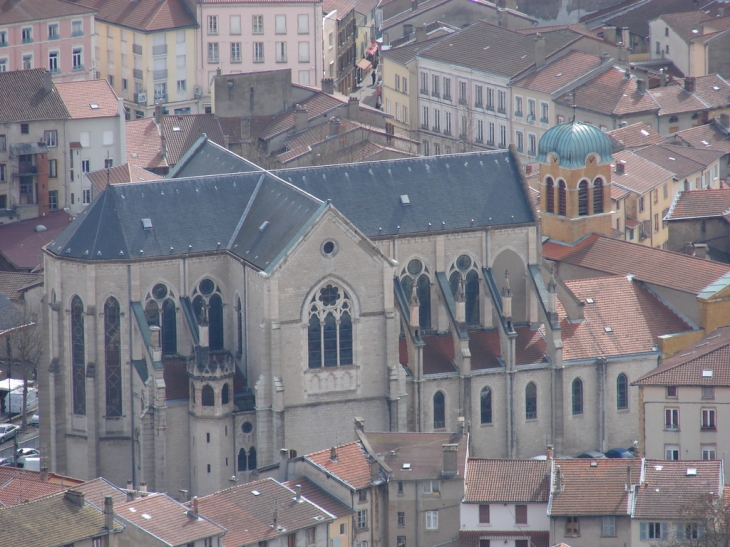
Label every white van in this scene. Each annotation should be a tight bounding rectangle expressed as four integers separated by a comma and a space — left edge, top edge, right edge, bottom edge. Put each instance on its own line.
7, 387, 38, 415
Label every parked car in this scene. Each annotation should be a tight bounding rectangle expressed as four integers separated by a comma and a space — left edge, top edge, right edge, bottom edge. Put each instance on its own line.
31, 413, 39, 427
577, 450, 607, 459
16, 448, 40, 466
0, 457, 14, 466
605, 448, 635, 458
0, 423, 19, 443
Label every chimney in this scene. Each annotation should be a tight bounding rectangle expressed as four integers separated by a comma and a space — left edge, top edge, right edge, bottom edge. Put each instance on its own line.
139, 481, 147, 493
104, 496, 115, 531
294, 104, 308, 131
535, 33, 545, 68
603, 26, 617, 44
694, 243, 709, 259
409, 284, 420, 328
295, 484, 302, 502
659, 71, 668, 87
241, 117, 251, 141
686, 242, 696, 256
65, 490, 85, 507
457, 416, 465, 436
40, 466, 48, 482
685, 77, 696, 93
329, 117, 341, 137
721, 113, 730, 129
321, 78, 334, 94
354, 417, 365, 432
455, 276, 466, 323
501, 270, 512, 319
617, 43, 629, 66
347, 96, 360, 121
279, 448, 289, 482
193, 496, 199, 517
616, 159, 626, 174
415, 24, 427, 43
216, 66, 222, 77
370, 455, 381, 482
43, 71, 53, 93
636, 77, 646, 94
546, 445, 554, 460
330, 446, 338, 461
154, 102, 163, 123
497, 8, 508, 28
442, 444, 458, 477
411, 0, 418, 12
625, 465, 632, 492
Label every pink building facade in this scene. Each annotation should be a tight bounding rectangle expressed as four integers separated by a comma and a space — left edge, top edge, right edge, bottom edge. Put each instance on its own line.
191, 0, 323, 106
0, 0, 96, 82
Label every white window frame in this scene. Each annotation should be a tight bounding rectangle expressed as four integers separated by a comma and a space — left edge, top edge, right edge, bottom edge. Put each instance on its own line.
702, 445, 716, 460
425, 510, 438, 530
602, 516, 616, 537
207, 15, 219, 35
298, 14, 310, 34
665, 407, 679, 429
254, 42, 264, 63
276, 42, 287, 63
701, 408, 716, 429
276, 15, 287, 34
253, 15, 264, 34
665, 444, 679, 460
231, 42, 241, 63
357, 509, 368, 529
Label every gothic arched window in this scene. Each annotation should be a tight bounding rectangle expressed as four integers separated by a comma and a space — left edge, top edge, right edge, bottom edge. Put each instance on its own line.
190, 382, 195, 404
248, 446, 257, 470
193, 279, 224, 351
236, 297, 243, 356
222, 383, 230, 405
558, 180, 567, 216
201, 384, 215, 406
238, 448, 247, 471
307, 284, 354, 368
71, 295, 86, 415
546, 176, 555, 214
578, 180, 589, 216
480, 386, 492, 424
104, 297, 122, 417
145, 283, 177, 355
433, 391, 445, 429
526, 382, 537, 419
401, 259, 431, 329
572, 378, 583, 415
593, 178, 604, 214
617, 373, 628, 410
449, 255, 480, 326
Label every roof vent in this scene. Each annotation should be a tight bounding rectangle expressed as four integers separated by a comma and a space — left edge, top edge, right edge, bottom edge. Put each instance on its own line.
400, 194, 411, 206
687, 468, 697, 476
402, 463, 411, 470
141, 218, 153, 230
585, 298, 594, 304
314, 515, 325, 521
640, 129, 649, 136
259, 221, 270, 232
90, 104, 99, 109
142, 514, 152, 520
173, 126, 181, 132
655, 465, 663, 471
701, 140, 710, 146
702, 369, 713, 378
669, 157, 676, 161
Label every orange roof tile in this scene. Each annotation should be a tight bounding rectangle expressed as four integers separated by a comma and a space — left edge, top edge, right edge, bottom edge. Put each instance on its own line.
282, 478, 353, 518
0, 477, 66, 507
513, 50, 603, 95
460, 531, 549, 547
75, 477, 129, 509
648, 81, 710, 116
126, 118, 166, 170
607, 122, 664, 149
669, 120, 730, 154
73, 0, 197, 32
55, 80, 119, 119
666, 188, 730, 220
611, 149, 675, 195
306, 442, 372, 490
464, 459, 550, 503
86, 163, 162, 194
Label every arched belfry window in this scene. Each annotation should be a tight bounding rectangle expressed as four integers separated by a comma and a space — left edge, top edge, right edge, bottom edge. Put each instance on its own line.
546, 176, 555, 214
222, 383, 230, 405
201, 384, 215, 406
238, 448, 247, 471
480, 387, 492, 424
71, 295, 86, 415
433, 391, 445, 429
572, 378, 583, 415
308, 283, 354, 368
593, 178, 604, 214
526, 382, 537, 419
104, 297, 122, 417
558, 180, 567, 216
193, 279, 224, 351
145, 283, 177, 355
578, 180, 589, 216
400, 259, 431, 329
449, 254, 480, 326
248, 446, 257, 470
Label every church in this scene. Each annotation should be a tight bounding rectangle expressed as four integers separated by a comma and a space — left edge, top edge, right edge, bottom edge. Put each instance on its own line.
39, 121, 694, 498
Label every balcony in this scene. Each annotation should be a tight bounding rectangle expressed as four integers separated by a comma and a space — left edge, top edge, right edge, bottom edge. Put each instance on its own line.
133, 68, 143, 81
515, 110, 523, 118
153, 69, 168, 81
49, 33, 60, 41
73, 64, 85, 72
22, 36, 33, 44
18, 165, 37, 175
540, 117, 549, 124
153, 44, 167, 56
133, 44, 143, 55
71, 30, 84, 38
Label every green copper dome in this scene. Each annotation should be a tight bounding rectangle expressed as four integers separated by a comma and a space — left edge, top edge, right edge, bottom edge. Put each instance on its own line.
535, 120, 614, 169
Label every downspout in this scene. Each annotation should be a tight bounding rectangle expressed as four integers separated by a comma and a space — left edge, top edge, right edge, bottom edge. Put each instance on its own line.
415, 481, 419, 547
128, 264, 136, 487
649, 189, 654, 247
598, 357, 607, 452
244, 266, 248, 381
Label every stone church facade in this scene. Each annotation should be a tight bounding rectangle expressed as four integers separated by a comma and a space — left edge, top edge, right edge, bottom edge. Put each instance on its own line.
39, 126, 693, 499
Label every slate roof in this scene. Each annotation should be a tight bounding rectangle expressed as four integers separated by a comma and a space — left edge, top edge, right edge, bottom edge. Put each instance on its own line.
168, 136, 261, 179
282, 478, 353, 518
0, 0, 95, 24
607, 122, 665, 149
71, 0, 198, 31
549, 459, 642, 516
47, 172, 324, 274
366, 431, 467, 480
555, 68, 659, 117
117, 493, 226, 546
306, 442, 372, 490
0, 69, 70, 123
0, 210, 72, 271
560, 276, 692, 361
611, 149, 675, 195
634, 325, 730, 386
633, 460, 723, 519
87, 163, 163, 194
543, 233, 730, 294
464, 459, 550, 503
195, 478, 333, 547
55, 79, 119, 119
513, 50, 605, 95
272, 149, 535, 239
0, 271, 42, 301
0, 491, 123, 546
666, 188, 730, 220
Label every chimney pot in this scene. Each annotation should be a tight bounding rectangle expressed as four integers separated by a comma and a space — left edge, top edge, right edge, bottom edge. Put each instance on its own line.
329, 117, 341, 137
330, 446, 338, 461
154, 103, 163, 123
193, 496, 199, 517
685, 77, 696, 93
411, 0, 418, 12
139, 481, 147, 493
295, 484, 302, 502
636, 78, 646, 94
294, 104, 308, 131
546, 445, 554, 459
279, 448, 290, 482
534, 33, 545, 68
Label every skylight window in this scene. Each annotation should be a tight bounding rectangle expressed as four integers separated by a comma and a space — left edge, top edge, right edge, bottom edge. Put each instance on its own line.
142, 218, 152, 230
252, 490, 261, 496
604, 327, 613, 333
142, 514, 152, 520
402, 463, 411, 470
701, 140, 710, 146
585, 298, 594, 304
713, 86, 720, 91
400, 194, 410, 206
640, 129, 649, 136
702, 369, 713, 378
668, 157, 676, 160
687, 468, 697, 476
90, 103, 99, 109
173, 126, 181, 132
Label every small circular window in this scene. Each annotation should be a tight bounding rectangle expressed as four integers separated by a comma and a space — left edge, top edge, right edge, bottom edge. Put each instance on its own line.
241, 422, 253, 434
152, 283, 168, 299
456, 255, 472, 271
321, 239, 338, 257
199, 279, 215, 295
407, 259, 422, 275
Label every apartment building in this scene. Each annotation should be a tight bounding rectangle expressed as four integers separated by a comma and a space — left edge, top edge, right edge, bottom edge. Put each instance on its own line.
0, 0, 96, 82
323, 0, 357, 94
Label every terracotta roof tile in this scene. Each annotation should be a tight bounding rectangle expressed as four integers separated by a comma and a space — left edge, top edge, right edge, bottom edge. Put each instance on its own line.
161, 114, 226, 165
690, 74, 730, 109
460, 531, 549, 547
611, 149, 675, 195
0, 272, 42, 301
633, 460, 722, 519
0, 210, 72, 270
118, 493, 226, 545
323, 0, 356, 16
666, 188, 730, 220
549, 459, 642, 516
607, 122, 665, 149
464, 459, 550, 503
126, 119, 166, 170
306, 442, 372, 490
422, 334, 456, 374
75, 477, 129, 509
0, 477, 67, 507
0, 69, 70, 123
195, 478, 333, 547
669, 120, 730, 154
282, 478, 354, 518
543, 233, 730, 294
0, 0, 95, 24
55, 79, 119, 119
660, 11, 715, 43
86, 163, 162, 194
633, 144, 715, 179
513, 51, 603, 95
72, 0, 197, 31
635, 325, 730, 386
260, 94, 345, 140
647, 82, 709, 116
560, 276, 692, 361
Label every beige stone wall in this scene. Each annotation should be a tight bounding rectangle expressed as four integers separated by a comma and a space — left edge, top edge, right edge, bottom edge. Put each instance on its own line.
551, 515, 633, 547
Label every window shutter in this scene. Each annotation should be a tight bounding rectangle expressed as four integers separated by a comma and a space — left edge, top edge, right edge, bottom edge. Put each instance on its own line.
479, 505, 490, 524
640, 522, 647, 541
699, 524, 706, 538
661, 523, 669, 539
333, 538, 340, 547
676, 524, 684, 541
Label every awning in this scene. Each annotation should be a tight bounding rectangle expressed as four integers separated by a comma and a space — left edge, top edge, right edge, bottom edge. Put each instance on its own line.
366, 43, 378, 56
357, 59, 372, 71
69, 141, 83, 150
9, 142, 48, 157
625, 217, 641, 228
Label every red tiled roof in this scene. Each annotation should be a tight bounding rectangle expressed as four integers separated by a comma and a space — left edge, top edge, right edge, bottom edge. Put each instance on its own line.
306, 442, 372, 490
607, 122, 665, 149
669, 120, 730, 154
543, 233, 730, 294
611, 149, 675, 195
55, 80, 119, 119
666, 188, 730, 220
0, 0, 95, 24
0, 69, 70, 123
118, 493, 225, 545
86, 163, 162, 194
465, 459, 550, 503
0, 210, 72, 271
610, 184, 630, 201
282, 477, 353, 518
549, 459, 642, 516
633, 460, 722, 519
161, 114, 226, 165
0, 477, 66, 507
635, 325, 730, 386
460, 531, 549, 547
691, 74, 730, 109
0, 272, 42, 301
73, 0, 197, 31
126, 119, 166, 170
559, 276, 692, 361
513, 50, 603, 95
422, 334, 456, 374
75, 477, 129, 509
648, 82, 708, 116
260, 93, 345, 140
195, 478, 332, 547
